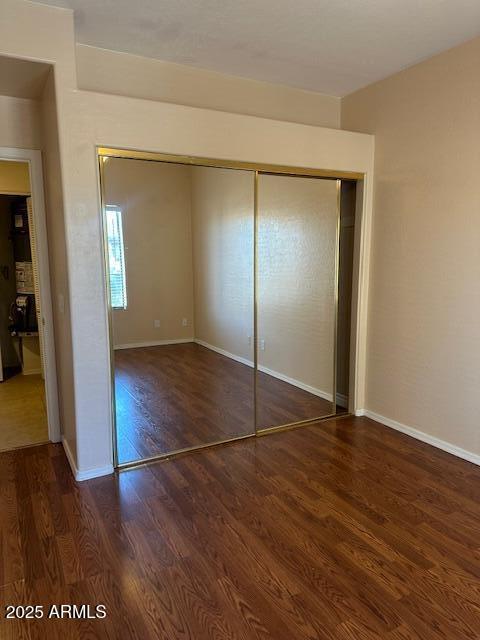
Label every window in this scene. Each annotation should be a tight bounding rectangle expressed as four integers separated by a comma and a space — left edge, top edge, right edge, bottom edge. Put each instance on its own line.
105, 206, 127, 309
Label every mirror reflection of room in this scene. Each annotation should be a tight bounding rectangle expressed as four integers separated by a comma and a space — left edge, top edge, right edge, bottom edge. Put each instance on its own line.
102, 157, 255, 464
0, 160, 47, 451
256, 174, 338, 430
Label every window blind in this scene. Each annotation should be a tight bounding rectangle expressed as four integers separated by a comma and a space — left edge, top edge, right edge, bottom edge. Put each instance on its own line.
106, 206, 127, 309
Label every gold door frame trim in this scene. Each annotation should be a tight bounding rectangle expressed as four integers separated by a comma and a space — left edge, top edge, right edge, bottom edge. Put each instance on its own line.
116, 411, 354, 472
98, 155, 119, 468
253, 170, 259, 436
116, 433, 256, 472
97, 147, 359, 469
333, 179, 342, 414
98, 147, 363, 181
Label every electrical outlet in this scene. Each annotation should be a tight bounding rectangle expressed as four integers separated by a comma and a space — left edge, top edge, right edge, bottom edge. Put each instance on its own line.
260, 339, 265, 351
154, 319, 160, 328
182, 318, 188, 327
248, 335, 252, 346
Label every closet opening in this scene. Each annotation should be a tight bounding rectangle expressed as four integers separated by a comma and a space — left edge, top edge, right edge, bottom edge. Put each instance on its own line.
98, 148, 364, 469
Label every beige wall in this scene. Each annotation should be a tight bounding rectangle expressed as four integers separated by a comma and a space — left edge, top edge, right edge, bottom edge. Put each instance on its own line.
0, 94, 42, 150
191, 166, 254, 361
104, 161, 255, 356
0, 159, 29, 194
342, 36, 480, 456
257, 175, 337, 397
76, 45, 340, 130
104, 158, 195, 347
22, 335, 41, 375
40, 69, 76, 456
0, 0, 374, 476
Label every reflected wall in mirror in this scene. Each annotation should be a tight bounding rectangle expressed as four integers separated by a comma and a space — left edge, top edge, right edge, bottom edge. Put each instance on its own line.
256, 174, 338, 430
102, 157, 255, 465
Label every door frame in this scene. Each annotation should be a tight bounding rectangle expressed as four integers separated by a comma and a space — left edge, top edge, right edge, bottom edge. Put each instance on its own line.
0, 147, 61, 443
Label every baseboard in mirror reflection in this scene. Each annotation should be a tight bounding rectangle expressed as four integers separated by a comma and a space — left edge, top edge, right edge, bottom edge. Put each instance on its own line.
365, 410, 480, 467
194, 338, 334, 403
336, 393, 348, 409
114, 338, 194, 350
256, 364, 333, 403
194, 339, 254, 368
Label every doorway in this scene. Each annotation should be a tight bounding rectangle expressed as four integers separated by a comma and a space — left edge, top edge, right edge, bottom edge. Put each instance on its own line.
99, 149, 362, 468
0, 150, 60, 450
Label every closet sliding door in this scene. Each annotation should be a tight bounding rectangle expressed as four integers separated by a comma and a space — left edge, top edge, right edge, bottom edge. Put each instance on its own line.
101, 148, 355, 467
256, 174, 339, 431
101, 157, 255, 466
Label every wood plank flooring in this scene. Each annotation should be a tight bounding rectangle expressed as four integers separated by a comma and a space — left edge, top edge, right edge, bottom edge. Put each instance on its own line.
2, 416, 480, 639
115, 343, 335, 463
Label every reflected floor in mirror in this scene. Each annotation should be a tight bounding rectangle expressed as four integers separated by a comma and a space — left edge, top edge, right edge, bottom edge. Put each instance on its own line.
115, 343, 254, 463
114, 343, 336, 464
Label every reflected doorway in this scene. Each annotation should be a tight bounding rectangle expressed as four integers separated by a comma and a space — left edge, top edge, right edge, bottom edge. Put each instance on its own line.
0, 159, 50, 451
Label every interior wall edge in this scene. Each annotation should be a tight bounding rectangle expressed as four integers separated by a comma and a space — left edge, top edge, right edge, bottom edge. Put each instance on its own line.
62, 435, 114, 480
364, 410, 480, 467
61, 435, 78, 478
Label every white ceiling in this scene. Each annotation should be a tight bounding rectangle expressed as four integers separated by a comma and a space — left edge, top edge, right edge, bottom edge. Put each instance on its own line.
33, 0, 480, 96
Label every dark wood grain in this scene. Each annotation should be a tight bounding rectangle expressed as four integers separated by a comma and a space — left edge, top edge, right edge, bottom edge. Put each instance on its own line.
2, 416, 480, 639
114, 343, 335, 463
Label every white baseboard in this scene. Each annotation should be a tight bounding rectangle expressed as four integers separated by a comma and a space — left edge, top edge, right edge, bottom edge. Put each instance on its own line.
22, 368, 43, 376
194, 339, 254, 368
114, 338, 194, 350
62, 437, 78, 478
62, 437, 114, 481
364, 410, 480, 467
195, 339, 333, 402
355, 408, 365, 417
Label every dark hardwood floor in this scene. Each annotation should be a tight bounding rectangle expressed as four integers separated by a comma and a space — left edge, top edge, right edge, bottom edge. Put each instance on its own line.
115, 343, 335, 463
2, 416, 480, 639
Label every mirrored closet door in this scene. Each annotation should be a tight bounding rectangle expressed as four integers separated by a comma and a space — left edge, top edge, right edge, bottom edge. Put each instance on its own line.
256, 174, 339, 431
100, 150, 358, 467
101, 157, 255, 465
